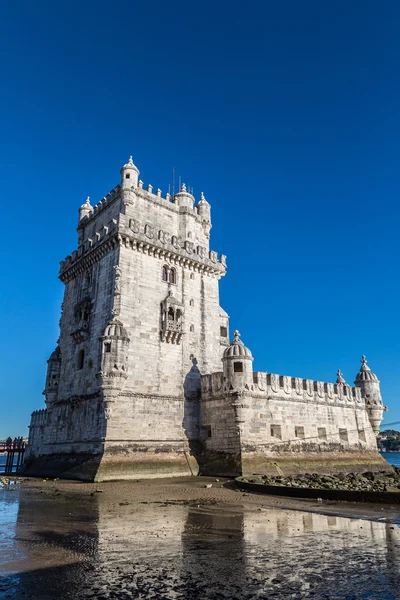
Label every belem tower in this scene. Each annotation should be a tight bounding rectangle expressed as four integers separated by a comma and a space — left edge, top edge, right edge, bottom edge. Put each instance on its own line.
25, 157, 388, 481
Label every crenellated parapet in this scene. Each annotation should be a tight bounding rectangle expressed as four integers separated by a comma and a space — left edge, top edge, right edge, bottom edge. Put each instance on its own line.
61, 160, 226, 284
29, 409, 48, 426
77, 186, 121, 228
201, 370, 364, 408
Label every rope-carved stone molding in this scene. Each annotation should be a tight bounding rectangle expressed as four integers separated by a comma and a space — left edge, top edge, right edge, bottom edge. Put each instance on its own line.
60, 229, 226, 283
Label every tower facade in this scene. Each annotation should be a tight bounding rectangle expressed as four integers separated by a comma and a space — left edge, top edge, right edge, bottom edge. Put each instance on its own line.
25, 156, 388, 481
25, 157, 229, 480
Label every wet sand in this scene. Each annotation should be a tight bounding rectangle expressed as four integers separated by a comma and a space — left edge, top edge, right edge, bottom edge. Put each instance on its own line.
1, 476, 400, 599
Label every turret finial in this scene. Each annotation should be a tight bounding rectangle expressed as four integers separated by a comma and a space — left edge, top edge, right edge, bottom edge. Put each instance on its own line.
336, 369, 345, 384
85, 196, 91, 205
360, 355, 371, 371
128, 156, 134, 165
200, 192, 205, 201
233, 330, 240, 341
181, 183, 186, 192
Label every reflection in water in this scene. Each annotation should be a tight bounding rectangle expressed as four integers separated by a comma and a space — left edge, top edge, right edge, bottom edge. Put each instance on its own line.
1, 487, 400, 599
0, 487, 20, 574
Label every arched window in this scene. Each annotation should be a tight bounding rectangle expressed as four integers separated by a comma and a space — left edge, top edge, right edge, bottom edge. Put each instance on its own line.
162, 266, 168, 282
190, 324, 194, 333
168, 307, 175, 321
104, 342, 111, 353
189, 299, 194, 307
77, 349, 85, 371
190, 273, 195, 280
176, 309, 182, 324
169, 268, 176, 284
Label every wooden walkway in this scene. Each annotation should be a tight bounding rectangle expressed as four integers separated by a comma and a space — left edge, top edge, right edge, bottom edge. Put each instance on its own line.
0, 440, 26, 474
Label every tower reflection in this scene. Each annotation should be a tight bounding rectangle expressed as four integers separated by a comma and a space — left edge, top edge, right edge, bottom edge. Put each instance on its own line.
2, 488, 400, 600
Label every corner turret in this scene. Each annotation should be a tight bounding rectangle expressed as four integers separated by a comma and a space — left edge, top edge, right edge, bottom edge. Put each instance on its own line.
44, 346, 61, 408
174, 183, 194, 210
197, 192, 212, 238
354, 356, 385, 435
222, 330, 253, 389
120, 156, 139, 188
78, 197, 92, 222
98, 318, 130, 384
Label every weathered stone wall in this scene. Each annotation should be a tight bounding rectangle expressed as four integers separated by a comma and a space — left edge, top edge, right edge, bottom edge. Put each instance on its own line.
241, 372, 377, 450
200, 383, 242, 476
57, 247, 120, 400
200, 369, 385, 476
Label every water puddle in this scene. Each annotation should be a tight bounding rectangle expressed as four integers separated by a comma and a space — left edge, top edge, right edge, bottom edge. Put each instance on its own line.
1, 485, 400, 599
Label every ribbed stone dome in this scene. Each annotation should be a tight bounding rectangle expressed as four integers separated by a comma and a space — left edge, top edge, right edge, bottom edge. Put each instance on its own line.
355, 356, 379, 383
197, 192, 210, 206
104, 318, 129, 340
79, 196, 92, 210
48, 346, 61, 361
223, 330, 253, 360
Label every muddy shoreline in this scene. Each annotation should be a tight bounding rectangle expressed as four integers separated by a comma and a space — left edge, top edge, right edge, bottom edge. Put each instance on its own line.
7, 475, 400, 523
2, 476, 400, 599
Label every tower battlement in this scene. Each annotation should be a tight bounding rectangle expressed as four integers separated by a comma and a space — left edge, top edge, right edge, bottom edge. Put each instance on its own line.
201, 370, 364, 407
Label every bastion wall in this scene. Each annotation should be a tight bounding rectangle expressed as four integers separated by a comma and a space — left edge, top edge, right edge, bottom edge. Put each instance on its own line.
201, 370, 387, 476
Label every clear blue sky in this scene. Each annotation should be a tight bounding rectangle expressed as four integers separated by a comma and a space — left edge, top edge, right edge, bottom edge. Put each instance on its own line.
0, 1, 399, 438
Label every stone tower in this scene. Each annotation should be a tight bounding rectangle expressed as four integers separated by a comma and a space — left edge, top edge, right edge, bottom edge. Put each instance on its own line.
25, 157, 229, 480
25, 155, 389, 481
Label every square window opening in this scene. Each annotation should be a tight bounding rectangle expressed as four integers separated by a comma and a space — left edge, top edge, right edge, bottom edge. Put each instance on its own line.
234, 361, 243, 373
271, 424, 282, 440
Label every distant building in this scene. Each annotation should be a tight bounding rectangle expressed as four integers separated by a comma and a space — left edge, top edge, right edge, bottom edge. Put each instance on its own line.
25, 157, 388, 480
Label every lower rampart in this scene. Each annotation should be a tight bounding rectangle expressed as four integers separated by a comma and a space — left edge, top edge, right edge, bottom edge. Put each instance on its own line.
201, 371, 387, 477
24, 393, 199, 481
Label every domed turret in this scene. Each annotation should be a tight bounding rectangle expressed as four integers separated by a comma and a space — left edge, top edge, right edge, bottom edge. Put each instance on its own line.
98, 318, 130, 391
174, 183, 194, 210
49, 346, 61, 362
44, 345, 62, 408
355, 355, 379, 384
223, 330, 253, 388
120, 156, 139, 188
78, 197, 92, 222
197, 192, 212, 238
354, 356, 384, 435
103, 318, 130, 340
